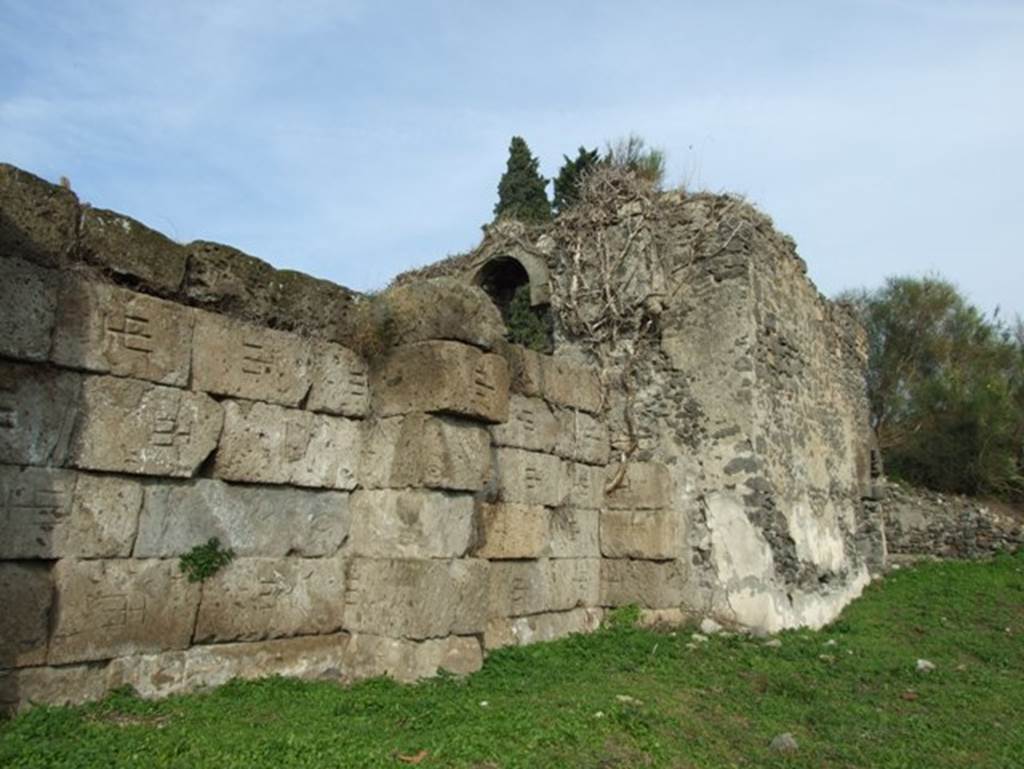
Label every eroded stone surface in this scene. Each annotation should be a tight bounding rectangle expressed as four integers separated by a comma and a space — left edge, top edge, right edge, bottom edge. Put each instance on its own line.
307, 341, 370, 417
600, 508, 685, 559
554, 409, 610, 465
213, 400, 358, 489
49, 559, 200, 665
566, 462, 605, 508
192, 310, 312, 406
343, 634, 483, 683
135, 478, 349, 558
0, 163, 78, 268
0, 362, 80, 467
349, 490, 475, 559
51, 278, 193, 385
380, 278, 506, 351
548, 506, 600, 558
600, 559, 689, 609
0, 562, 51, 667
371, 341, 510, 423
488, 559, 599, 618
605, 461, 673, 509
494, 448, 566, 506
540, 355, 602, 413
491, 395, 558, 453
71, 376, 222, 477
374, 413, 492, 491
0, 257, 57, 362
475, 502, 549, 559
1, 663, 110, 714
79, 207, 189, 294
195, 557, 346, 643
484, 607, 603, 650
501, 344, 543, 397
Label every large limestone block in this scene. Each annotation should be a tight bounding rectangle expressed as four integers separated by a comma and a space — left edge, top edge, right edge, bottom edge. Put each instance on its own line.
475, 502, 549, 559
0, 163, 78, 268
360, 413, 491, 491
0, 257, 57, 361
491, 395, 559, 453
371, 341, 510, 423
70, 376, 222, 477
605, 461, 673, 509
1, 663, 111, 715
79, 207, 189, 294
344, 558, 489, 639
567, 462, 605, 508
554, 409, 610, 466
379, 278, 506, 350
0, 362, 80, 467
192, 310, 312, 406
0, 466, 142, 559
600, 509, 685, 559
488, 559, 599, 618
343, 634, 483, 683
548, 506, 600, 557
307, 341, 370, 417
600, 559, 689, 609
134, 478, 350, 558
49, 559, 200, 665
51, 278, 193, 386
213, 400, 359, 489
540, 355, 603, 414
484, 607, 603, 650
501, 343, 543, 397
494, 447, 566, 506
195, 557, 346, 643
349, 490, 475, 559
0, 563, 52, 667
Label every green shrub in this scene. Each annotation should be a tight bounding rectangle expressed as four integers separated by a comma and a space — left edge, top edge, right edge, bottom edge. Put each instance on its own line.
179, 538, 235, 583
505, 284, 552, 353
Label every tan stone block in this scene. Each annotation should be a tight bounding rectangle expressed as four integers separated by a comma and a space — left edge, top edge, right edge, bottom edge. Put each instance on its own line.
0, 466, 142, 559
488, 559, 599, 618
0, 563, 51, 667
475, 502, 549, 559
605, 461, 673, 509
183, 634, 349, 691
70, 376, 222, 477
135, 478, 349, 558
371, 341, 510, 423
600, 509, 685, 559
192, 310, 312, 406
547, 558, 601, 611
358, 417, 402, 489
484, 607, 603, 650
343, 634, 483, 683
600, 559, 689, 609
491, 395, 558, 453
51, 279, 193, 385
0, 257, 57, 362
349, 490, 475, 558
308, 341, 370, 417
567, 462, 606, 508
79, 207, 189, 294
1, 663, 111, 714
0, 163, 78, 269
380, 278, 506, 351
494, 447, 566, 506
0, 362, 80, 467
503, 344, 543, 397
213, 400, 358, 489
548, 506, 600, 557
194, 557, 346, 643
387, 414, 492, 491
344, 558, 488, 639
554, 409, 610, 465
49, 558, 200, 665
540, 355, 603, 413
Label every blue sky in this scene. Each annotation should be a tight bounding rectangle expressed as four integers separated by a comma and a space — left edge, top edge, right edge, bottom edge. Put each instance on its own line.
2, 1, 1021, 315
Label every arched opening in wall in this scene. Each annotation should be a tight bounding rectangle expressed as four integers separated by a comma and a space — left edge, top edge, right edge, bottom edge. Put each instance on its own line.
475, 257, 553, 353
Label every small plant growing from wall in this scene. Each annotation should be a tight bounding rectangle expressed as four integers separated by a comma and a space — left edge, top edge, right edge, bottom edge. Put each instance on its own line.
179, 538, 235, 583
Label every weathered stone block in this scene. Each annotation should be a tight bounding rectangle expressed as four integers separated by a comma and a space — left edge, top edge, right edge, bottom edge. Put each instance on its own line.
488, 559, 599, 618
51, 278, 194, 386
502, 343, 543, 397
379, 278, 506, 350
70, 376, 222, 477
600, 559, 689, 609
344, 558, 488, 639
0, 362, 80, 467
0, 163, 78, 268
494, 447, 566, 506
307, 341, 370, 417
371, 341, 510, 423
192, 310, 312, 406
213, 400, 358, 489
567, 462, 606, 508
79, 207, 189, 294
0, 257, 57, 361
0, 466, 142, 559
49, 559, 200, 665
194, 557, 346, 643
484, 607, 603, 650
547, 506, 600, 557
134, 478, 350, 558
491, 395, 558, 453
554, 409, 610, 465
0, 563, 51, 667
475, 502, 549, 559
600, 508, 685, 559
605, 461, 673, 509
547, 558, 601, 611
358, 417, 402, 489
1, 663, 111, 714
349, 490, 475, 558
343, 634, 483, 683
540, 355, 603, 414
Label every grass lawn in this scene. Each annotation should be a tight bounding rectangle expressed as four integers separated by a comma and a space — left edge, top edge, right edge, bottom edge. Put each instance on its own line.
2, 552, 1022, 768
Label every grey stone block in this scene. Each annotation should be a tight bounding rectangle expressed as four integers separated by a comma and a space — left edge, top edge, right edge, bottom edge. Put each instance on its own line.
0, 257, 57, 361
0, 362, 81, 467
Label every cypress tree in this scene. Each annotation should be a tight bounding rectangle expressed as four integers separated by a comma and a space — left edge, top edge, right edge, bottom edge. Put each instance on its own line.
553, 146, 601, 214
494, 136, 552, 223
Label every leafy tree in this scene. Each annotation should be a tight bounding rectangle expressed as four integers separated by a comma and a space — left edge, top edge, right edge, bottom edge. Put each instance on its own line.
553, 146, 601, 214
494, 136, 552, 223
605, 134, 666, 187
839, 276, 1024, 500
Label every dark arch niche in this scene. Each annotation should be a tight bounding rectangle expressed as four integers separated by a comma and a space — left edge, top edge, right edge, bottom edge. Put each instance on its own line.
474, 255, 554, 352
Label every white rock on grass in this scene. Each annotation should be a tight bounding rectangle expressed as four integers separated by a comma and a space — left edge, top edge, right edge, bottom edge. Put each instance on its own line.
770, 733, 799, 753
699, 618, 723, 635
916, 659, 936, 673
